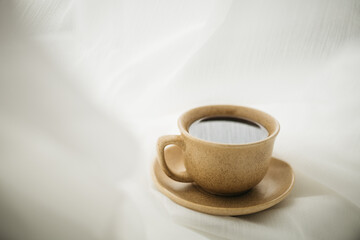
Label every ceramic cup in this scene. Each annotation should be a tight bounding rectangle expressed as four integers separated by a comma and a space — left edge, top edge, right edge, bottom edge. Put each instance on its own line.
157, 105, 280, 196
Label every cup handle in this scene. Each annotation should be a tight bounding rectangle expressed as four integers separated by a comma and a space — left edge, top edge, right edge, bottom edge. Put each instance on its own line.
157, 135, 193, 182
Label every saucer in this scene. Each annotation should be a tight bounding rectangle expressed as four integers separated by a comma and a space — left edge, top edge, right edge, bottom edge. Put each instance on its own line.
152, 145, 295, 216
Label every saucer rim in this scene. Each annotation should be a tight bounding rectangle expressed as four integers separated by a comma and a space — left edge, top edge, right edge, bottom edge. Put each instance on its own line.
152, 157, 295, 216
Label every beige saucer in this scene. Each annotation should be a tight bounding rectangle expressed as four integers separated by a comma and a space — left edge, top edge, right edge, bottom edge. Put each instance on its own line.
152, 145, 295, 216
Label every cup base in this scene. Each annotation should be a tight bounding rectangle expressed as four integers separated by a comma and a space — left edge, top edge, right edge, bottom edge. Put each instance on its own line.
193, 183, 251, 197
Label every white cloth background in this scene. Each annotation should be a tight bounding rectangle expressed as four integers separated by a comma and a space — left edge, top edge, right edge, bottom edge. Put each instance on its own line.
1, 0, 360, 239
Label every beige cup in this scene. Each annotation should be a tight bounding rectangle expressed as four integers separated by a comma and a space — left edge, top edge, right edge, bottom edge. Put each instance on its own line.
157, 105, 280, 196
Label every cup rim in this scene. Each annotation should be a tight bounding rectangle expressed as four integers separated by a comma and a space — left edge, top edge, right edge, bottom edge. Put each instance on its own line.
178, 105, 280, 147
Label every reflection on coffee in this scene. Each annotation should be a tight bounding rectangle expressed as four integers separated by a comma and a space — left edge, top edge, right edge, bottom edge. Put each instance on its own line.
188, 116, 268, 144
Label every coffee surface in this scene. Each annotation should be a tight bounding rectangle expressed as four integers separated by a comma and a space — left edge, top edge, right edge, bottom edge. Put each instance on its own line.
188, 116, 268, 144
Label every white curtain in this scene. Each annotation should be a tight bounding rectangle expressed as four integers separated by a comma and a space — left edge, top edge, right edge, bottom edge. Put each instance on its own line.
1, 0, 359, 239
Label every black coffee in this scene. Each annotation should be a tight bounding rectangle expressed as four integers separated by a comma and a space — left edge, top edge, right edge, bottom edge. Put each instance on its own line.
188, 116, 268, 144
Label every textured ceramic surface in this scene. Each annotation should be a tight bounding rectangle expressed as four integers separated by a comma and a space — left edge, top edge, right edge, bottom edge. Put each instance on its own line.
152, 145, 295, 216
157, 105, 280, 195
